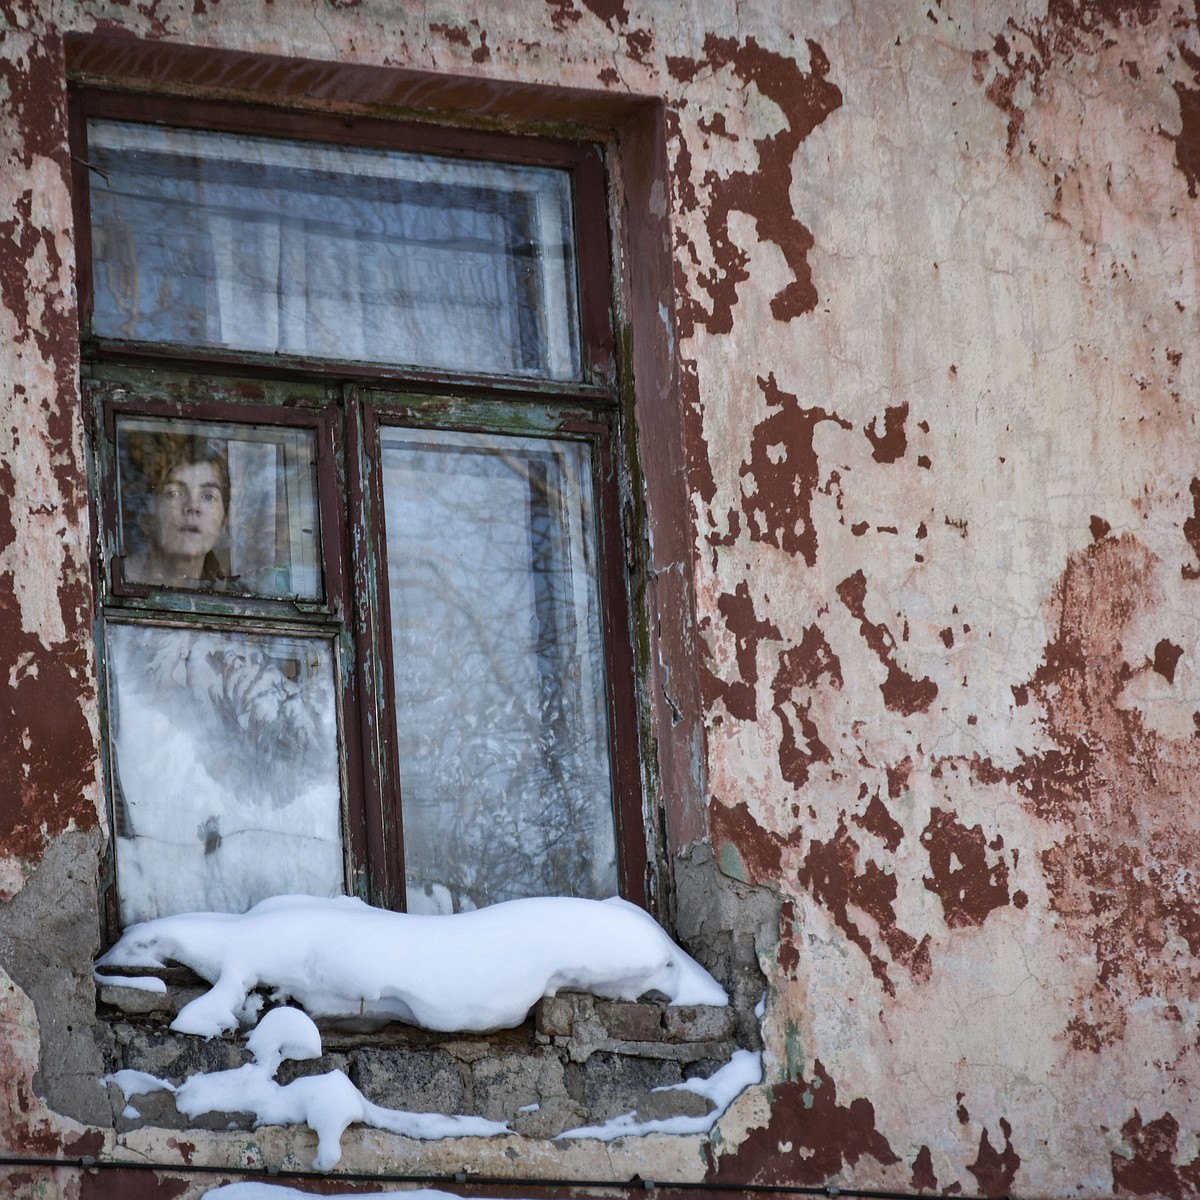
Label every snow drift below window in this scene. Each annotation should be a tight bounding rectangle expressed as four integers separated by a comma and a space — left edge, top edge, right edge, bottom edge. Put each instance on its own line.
96, 893, 728, 1037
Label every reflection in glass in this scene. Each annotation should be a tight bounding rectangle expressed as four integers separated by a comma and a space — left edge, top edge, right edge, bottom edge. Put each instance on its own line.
88, 120, 581, 381
116, 414, 322, 600
381, 427, 617, 914
106, 623, 344, 925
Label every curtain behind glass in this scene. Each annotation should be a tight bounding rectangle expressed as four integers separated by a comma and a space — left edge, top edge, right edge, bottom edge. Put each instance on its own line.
87, 120, 581, 380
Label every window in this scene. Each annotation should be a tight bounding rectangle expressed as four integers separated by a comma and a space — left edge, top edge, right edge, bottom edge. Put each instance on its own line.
73, 90, 646, 929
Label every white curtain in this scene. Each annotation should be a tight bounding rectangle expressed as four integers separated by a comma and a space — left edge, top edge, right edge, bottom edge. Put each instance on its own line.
89, 120, 581, 379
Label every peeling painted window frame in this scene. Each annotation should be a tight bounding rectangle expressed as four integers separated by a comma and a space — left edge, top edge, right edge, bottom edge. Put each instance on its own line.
69, 81, 658, 936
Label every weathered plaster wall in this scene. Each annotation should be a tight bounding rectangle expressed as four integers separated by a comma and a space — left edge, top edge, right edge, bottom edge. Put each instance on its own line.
3, 0, 1200, 1196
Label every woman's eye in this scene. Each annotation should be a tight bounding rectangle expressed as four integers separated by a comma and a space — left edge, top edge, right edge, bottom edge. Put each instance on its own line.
161, 486, 183, 500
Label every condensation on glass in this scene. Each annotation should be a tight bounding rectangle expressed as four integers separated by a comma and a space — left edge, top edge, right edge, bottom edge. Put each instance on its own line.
87, 120, 582, 381
106, 622, 344, 925
115, 414, 322, 599
380, 427, 617, 913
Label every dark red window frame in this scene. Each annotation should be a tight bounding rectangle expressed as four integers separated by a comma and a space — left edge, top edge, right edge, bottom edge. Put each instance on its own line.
72, 81, 652, 926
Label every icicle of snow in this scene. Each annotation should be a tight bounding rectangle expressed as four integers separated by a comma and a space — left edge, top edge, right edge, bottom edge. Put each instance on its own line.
96, 893, 727, 1038
105, 1007, 507, 1171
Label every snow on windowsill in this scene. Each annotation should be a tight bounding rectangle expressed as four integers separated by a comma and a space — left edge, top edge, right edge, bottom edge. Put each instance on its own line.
97, 894, 728, 1037
98, 894, 760, 1171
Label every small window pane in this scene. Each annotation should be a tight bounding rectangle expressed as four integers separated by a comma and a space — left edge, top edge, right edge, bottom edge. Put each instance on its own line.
106, 623, 344, 925
115, 414, 323, 600
88, 120, 582, 381
381, 427, 617, 913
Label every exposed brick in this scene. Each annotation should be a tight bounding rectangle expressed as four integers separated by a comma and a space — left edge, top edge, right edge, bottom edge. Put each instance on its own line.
596, 1000, 665, 1041
535, 995, 574, 1037
663, 1004, 736, 1042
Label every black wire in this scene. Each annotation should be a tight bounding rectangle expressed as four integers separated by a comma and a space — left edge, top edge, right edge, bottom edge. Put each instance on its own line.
0, 1152, 1005, 1200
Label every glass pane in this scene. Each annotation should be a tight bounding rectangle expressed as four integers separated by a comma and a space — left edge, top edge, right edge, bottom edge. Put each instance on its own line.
115, 414, 323, 600
106, 623, 344, 925
381, 427, 617, 913
88, 120, 582, 381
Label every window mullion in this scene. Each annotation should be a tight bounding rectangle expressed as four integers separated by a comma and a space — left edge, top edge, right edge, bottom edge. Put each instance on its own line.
344, 385, 407, 909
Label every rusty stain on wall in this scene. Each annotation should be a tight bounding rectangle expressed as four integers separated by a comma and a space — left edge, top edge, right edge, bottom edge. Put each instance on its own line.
971, 0, 1163, 154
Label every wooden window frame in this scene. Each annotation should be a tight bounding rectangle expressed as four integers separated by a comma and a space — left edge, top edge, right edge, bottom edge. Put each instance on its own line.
72, 82, 656, 931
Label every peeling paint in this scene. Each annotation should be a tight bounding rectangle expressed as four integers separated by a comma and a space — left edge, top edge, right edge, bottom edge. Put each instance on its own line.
667, 35, 842, 335
4, 1, 1200, 1195
920, 806, 1011, 929
710, 1062, 900, 1185
1112, 1109, 1200, 1198
836, 571, 938, 716
739, 374, 850, 565
798, 819, 931, 996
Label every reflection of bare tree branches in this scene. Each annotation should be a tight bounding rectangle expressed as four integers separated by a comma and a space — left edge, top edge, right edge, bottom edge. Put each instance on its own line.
387, 439, 615, 913
206, 645, 333, 806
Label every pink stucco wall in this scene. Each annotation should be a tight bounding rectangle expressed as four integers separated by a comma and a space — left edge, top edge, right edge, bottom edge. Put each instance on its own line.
3, 1, 1199, 1195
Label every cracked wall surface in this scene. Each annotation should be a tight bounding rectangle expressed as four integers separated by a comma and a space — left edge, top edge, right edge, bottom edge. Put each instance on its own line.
3, 0, 1200, 1196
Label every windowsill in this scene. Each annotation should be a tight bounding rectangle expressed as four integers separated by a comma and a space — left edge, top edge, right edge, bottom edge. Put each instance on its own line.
96, 970, 754, 1142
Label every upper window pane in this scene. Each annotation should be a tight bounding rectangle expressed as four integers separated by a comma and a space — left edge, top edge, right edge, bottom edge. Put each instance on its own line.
87, 120, 582, 381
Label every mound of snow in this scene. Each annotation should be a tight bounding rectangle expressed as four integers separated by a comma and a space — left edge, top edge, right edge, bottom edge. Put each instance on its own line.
97, 893, 727, 1037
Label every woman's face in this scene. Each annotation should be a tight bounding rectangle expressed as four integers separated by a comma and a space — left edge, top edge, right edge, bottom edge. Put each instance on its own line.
143, 461, 227, 564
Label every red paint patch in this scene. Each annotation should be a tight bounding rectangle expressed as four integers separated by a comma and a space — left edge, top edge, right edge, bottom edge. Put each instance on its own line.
852, 793, 904, 852
836, 571, 939, 715
1152, 638, 1183, 683
739, 373, 851, 565
771, 625, 842, 787
544, 0, 582, 30
1172, 45, 1200, 199
667, 36, 842, 335
778, 898, 800, 974
920, 807, 1011, 928
1182, 477, 1200, 578
79, 1170, 190, 1200
967, 1118, 1021, 1197
710, 800, 794, 884
430, 22, 471, 46
624, 28, 653, 62
798, 819, 932, 995
911, 1144, 939, 1191
886, 757, 914, 799
579, 0, 628, 26
1091, 514, 1113, 541
865, 402, 909, 464
708, 1061, 900, 1186
704, 582, 782, 721
1111, 1110, 1200, 1199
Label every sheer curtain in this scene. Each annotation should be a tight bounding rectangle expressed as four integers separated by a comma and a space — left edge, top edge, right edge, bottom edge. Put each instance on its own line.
88, 120, 581, 379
